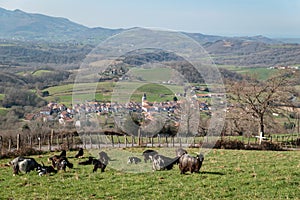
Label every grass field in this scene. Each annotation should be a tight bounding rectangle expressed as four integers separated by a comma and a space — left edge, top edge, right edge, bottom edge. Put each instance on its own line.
32, 70, 53, 76
0, 149, 299, 199
0, 93, 4, 101
217, 65, 277, 80
0, 107, 9, 116
44, 81, 183, 105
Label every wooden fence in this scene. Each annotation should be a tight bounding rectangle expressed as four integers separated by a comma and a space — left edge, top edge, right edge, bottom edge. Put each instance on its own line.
0, 133, 299, 154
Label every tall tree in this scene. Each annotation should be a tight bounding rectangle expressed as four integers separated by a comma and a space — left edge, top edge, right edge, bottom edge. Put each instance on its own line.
228, 71, 296, 137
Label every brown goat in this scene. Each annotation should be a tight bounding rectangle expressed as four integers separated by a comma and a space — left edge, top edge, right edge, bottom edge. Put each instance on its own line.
178, 154, 204, 174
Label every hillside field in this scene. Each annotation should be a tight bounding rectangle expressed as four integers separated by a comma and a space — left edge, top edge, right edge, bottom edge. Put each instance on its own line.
0, 149, 299, 200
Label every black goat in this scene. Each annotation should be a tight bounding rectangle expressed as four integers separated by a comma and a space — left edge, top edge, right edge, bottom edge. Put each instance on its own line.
92, 159, 106, 172
75, 148, 84, 158
37, 162, 57, 176
142, 149, 158, 163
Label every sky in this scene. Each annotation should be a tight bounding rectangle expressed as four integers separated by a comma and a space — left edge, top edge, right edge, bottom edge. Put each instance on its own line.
0, 0, 300, 38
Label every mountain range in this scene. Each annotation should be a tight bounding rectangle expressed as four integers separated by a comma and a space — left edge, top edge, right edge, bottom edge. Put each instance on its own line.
1, 7, 300, 68
0, 7, 284, 44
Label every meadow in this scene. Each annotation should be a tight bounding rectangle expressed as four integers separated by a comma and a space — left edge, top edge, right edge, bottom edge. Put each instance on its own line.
0, 148, 299, 200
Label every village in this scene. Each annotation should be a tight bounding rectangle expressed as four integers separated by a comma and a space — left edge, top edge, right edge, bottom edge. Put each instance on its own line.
26, 91, 216, 131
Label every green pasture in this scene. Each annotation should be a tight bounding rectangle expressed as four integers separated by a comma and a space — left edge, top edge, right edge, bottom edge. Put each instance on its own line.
0, 107, 9, 116
218, 65, 278, 80
43, 81, 184, 104
0, 149, 299, 199
129, 67, 172, 82
32, 70, 53, 76
0, 93, 4, 101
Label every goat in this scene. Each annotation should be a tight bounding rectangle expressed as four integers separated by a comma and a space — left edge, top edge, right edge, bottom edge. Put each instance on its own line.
151, 154, 180, 171
59, 150, 66, 158
178, 153, 204, 174
92, 151, 110, 172
142, 149, 158, 163
48, 150, 67, 163
92, 159, 106, 173
49, 156, 73, 172
175, 148, 187, 157
127, 156, 142, 164
99, 151, 110, 166
37, 162, 57, 176
75, 148, 84, 158
10, 157, 41, 175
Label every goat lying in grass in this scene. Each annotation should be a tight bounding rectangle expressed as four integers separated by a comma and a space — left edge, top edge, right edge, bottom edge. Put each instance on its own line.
37, 162, 57, 176
9, 156, 41, 176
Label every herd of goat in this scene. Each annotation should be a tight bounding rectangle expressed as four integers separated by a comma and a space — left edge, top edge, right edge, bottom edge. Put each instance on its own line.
8, 148, 204, 176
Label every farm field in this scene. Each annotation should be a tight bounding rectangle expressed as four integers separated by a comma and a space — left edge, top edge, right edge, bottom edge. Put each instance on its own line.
217, 65, 277, 80
0, 149, 299, 200
44, 81, 184, 105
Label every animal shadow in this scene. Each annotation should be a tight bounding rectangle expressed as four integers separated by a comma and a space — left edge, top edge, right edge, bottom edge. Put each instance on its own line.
201, 171, 225, 176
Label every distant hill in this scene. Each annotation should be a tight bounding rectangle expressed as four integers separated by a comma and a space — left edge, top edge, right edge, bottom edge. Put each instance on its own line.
0, 7, 282, 45
0, 7, 121, 43
1, 7, 300, 68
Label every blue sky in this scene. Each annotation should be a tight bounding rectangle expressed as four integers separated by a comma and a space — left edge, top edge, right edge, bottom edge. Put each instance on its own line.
0, 0, 299, 38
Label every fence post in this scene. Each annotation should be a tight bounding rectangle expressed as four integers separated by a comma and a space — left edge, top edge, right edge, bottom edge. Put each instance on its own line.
83, 134, 87, 149
124, 135, 127, 148
179, 137, 182, 148
29, 135, 32, 149
158, 135, 161, 147
131, 135, 134, 147
89, 134, 93, 149
111, 135, 114, 147
165, 136, 168, 147
117, 136, 121, 148
38, 136, 41, 151
56, 135, 59, 149
50, 129, 54, 148
193, 136, 195, 147
72, 134, 76, 149
17, 134, 20, 151
172, 137, 175, 147
0, 136, 2, 154
48, 135, 51, 151
138, 128, 141, 146
151, 137, 154, 147
97, 134, 101, 149
8, 138, 12, 152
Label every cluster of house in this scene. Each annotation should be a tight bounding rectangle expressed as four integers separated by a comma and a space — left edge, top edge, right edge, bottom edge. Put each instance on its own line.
268, 65, 299, 70
25, 93, 216, 126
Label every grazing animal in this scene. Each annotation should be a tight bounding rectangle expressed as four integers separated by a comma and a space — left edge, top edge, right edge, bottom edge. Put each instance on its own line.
178, 153, 204, 174
142, 149, 158, 163
37, 162, 57, 176
78, 156, 96, 165
75, 148, 84, 158
92, 151, 110, 173
175, 148, 187, 157
10, 157, 41, 175
48, 150, 67, 163
59, 150, 66, 158
49, 156, 73, 171
92, 159, 106, 172
151, 154, 180, 171
127, 156, 142, 164
99, 151, 110, 165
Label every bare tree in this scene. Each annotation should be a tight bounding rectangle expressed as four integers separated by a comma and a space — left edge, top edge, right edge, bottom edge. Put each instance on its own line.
228, 71, 296, 137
